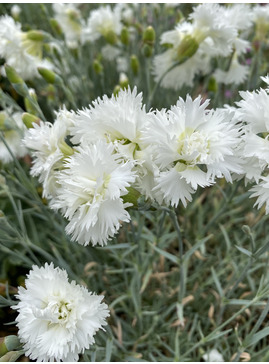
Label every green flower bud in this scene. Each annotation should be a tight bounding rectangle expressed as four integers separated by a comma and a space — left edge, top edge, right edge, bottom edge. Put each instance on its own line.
50, 18, 63, 36
142, 43, 153, 58
26, 30, 48, 42
38, 67, 56, 84
104, 31, 117, 45
177, 35, 199, 64
5, 65, 23, 85
207, 76, 218, 93
113, 85, 121, 97
119, 73, 129, 89
22, 113, 40, 128
0, 336, 21, 356
130, 55, 139, 75
120, 26, 129, 46
93, 59, 103, 74
4, 65, 29, 97
142, 26, 155, 45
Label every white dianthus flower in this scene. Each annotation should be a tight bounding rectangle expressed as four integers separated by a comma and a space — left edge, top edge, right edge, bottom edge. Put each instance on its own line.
51, 140, 136, 246
0, 110, 27, 164
23, 107, 76, 198
142, 95, 243, 207
250, 176, 269, 214
214, 55, 249, 85
71, 87, 151, 161
153, 4, 238, 90
52, 3, 84, 47
12, 263, 109, 362
0, 15, 52, 80
85, 5, 122, 42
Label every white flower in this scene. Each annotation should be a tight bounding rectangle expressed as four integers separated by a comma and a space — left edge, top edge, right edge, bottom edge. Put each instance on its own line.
52, 3, 84, 47
214, 55, 249, 85
236, 88, 269, 133
12, 263, 109, 362
202, 349, 224, 362
85, 5, 122, 42
23, 107, 76, 198
71, 87, 151, 162
0, 15, 52, 80
51, 140, 136, 246
152, 22, 211, 90
221, 4, 253, 31
250, 176, 269, 214
189, 3, 237, 56
142, 96, 243, 207
152, 2, 238, 90
0, 110, 27, 164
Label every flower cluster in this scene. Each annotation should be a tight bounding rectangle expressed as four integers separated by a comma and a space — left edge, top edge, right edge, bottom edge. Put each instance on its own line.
24, 87, 243, 246
12, 263, 109, 362
153, 3, 268, 90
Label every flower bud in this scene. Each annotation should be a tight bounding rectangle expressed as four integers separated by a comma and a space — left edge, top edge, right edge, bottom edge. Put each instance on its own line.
119, 73, 129, 89
130, 55, 139, 75
93, 59, 103, 74
177, 35, 199, 64
11, 5, 21, 20
26, 30, 48, 42
120, 26, 129, 46
4, 65, 29, 97
142, 43, 153, 58
38, 67, 61, 85
22, 113, 40, 128
50, 18, 63, 36
113, 85, 121, 97
0, 336, 21, 356
142, 26, 155, 45
207, 77, 218, 93
104, 31, 117, 45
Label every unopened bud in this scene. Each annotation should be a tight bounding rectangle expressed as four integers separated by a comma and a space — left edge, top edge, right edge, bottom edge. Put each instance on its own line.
0, 336, 21, 356
22, 113, 40, 128
119, 73, 129, 89
113, 85, 121, 97
242, 225, 252, 236
142, 43, 153, 58
11, 5, 21, 20
177, 35, 199, 64
120, 26, 129, 46
50, 18, 63, 36
38, 67, 61, 84
93, 59, 103, 74
104, 30, 117, 45
130, 55, 139, 75
5, 65, 23, 85
5, 65, 29, 97
208, 77, 218, 93
143, 26, 155, 45
26, 30, 48, 42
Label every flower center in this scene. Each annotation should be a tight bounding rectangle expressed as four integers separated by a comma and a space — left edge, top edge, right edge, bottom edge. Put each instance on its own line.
177, 130, 210, 165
